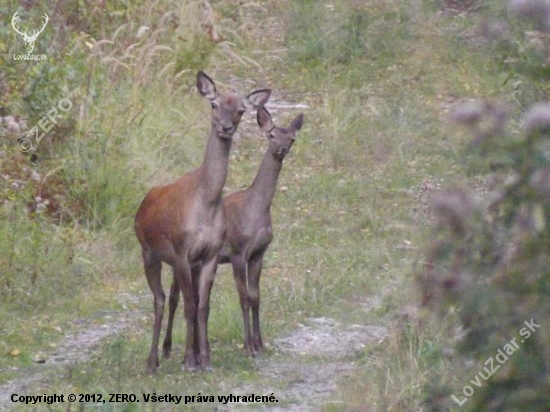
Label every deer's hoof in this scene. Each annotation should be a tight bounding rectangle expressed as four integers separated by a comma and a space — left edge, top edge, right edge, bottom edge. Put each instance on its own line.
184, 353, 198, 371
146, 361, 158, 375
198, 354, 211, 370
146, 354, 159, 374
253, 340, 264, 354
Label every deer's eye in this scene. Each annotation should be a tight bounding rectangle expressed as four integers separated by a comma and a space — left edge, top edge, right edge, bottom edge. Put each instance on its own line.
211, 102, 218, 109
269, 133, 275, 139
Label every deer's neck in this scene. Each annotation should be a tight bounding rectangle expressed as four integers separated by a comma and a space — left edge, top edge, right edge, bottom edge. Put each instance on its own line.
249, 151, 283, 212
197, 127, 232, 205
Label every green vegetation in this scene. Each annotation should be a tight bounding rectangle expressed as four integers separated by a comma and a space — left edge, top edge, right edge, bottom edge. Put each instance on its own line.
1, 0, 549, 410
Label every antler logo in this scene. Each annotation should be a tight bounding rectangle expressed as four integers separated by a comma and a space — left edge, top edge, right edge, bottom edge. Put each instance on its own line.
11, 11, 49, 54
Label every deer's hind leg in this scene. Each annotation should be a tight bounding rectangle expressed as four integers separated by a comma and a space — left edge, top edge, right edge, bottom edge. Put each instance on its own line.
163, 275, 180, 359
231, 253, 254, 356
248, 247, 267, 354
143, 252, 164, 374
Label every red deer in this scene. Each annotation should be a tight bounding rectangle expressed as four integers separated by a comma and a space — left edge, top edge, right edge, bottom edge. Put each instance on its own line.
134, 71, 271, 373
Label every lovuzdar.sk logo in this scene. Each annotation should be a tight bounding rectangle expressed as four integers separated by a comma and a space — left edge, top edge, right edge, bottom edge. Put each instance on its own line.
11, 10, 49, 60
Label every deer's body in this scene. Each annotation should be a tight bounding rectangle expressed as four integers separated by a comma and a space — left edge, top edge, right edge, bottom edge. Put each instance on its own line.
136, 166, 226, 267
163, 107, 303, 357
135, 71, 270, 373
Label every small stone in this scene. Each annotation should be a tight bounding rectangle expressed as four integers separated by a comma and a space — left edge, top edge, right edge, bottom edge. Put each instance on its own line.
32, 353, 47, 363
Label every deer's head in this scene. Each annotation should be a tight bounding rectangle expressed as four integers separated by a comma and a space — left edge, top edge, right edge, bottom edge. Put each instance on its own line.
257, 107, 304, 161
12, 11, 49, 54
196, 71, 271, 140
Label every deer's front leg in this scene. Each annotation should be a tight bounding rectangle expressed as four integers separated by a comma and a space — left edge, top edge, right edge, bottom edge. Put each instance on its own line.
174, 259, 197, 370
196, 257, 218, 369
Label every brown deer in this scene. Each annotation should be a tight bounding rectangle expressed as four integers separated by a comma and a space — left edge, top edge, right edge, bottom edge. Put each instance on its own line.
163, 106, 304, 357
134, 71, 271, 373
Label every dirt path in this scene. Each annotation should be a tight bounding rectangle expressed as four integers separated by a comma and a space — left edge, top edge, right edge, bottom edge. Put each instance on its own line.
0, 297, 386, 411
221, 316, 386, 411
0, 302, 145, 411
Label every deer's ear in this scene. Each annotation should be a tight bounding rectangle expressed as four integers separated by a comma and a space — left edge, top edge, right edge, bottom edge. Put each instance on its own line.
290, 113, 304, 133
245, 89, 271, 110
257, 107, 274, 132
197, 71, 217, 100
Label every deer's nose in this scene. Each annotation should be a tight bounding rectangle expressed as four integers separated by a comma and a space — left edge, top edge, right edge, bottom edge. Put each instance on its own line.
222, 125, 234, 134
278, 147, 289, 158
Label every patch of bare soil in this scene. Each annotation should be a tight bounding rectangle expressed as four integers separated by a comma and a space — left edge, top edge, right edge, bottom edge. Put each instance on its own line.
0, 306, 144, 412
219, 316, 387, 411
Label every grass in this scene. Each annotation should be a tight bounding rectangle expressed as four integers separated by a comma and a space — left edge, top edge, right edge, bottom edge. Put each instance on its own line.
1, 0, 548, 410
